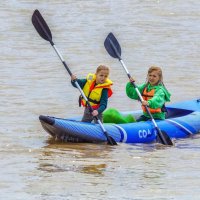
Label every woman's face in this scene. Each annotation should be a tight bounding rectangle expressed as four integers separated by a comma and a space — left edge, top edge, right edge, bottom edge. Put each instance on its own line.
148, 70, 160, 86
96, 69, 109, 84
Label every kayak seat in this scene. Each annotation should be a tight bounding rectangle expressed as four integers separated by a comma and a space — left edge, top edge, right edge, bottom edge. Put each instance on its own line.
166, 107, 194, 119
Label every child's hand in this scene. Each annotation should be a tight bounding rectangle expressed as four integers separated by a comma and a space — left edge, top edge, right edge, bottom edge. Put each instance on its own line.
142, 100, 149, 106
129, 77, 135, 83
71, 74, 77, 81
92, 110, 98, 116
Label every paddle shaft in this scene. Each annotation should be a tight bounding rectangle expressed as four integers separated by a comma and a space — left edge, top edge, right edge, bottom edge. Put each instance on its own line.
34, 10, 97, 118
56, 46, 116, 144
119, 59, 170, 144
51, 43, 116, 144
32, 10, 117, 145
105, 33, 172, 145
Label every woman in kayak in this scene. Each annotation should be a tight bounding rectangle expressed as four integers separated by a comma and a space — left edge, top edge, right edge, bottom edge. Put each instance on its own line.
126, 66, 171, 121
71, 65, 113, 123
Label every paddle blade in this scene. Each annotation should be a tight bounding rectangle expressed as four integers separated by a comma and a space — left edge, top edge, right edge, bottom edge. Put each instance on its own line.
107, 136, 117, 145
32, 9, 53, 44
156, 130, 173, 146
104, 32, 121, 59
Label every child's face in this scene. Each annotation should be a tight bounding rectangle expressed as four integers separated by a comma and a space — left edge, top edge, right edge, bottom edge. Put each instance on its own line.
96, 69, 109, 84
148, 70, 160, 86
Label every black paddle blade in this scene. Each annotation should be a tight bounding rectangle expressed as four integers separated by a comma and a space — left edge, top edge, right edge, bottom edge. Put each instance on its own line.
156, 130, 173, 146
107, 136, 117, 145
32, 9, 53, 44
104, 32, 121, 59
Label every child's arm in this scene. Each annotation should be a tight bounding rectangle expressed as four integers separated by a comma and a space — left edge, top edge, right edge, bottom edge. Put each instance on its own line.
97, 89, 108, 114
126, 82, 146, 100
91, 89, 108, 116
71, 74, 87, 88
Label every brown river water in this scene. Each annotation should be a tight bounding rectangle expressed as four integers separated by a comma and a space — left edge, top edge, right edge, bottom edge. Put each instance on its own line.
0, 1, 200, 199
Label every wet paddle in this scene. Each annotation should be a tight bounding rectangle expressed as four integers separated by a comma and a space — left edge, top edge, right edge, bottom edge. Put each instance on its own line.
104, 32, 173, 146
32, 10, 117, 145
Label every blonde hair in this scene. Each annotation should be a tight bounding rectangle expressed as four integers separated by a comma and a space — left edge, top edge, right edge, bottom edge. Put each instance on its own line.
96, 65, 110, 74
146, 65, 163, 85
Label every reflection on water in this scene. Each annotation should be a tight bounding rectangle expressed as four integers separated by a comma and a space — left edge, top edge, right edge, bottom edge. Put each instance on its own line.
81, 164, 107, 175
38, 140, 113, 176
38, 163, 68, 173
38, 162, 106, 175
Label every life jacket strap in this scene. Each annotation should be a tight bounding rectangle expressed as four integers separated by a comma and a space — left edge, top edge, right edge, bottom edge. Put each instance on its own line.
78, 95, 100, 107
79, 95, 82, 107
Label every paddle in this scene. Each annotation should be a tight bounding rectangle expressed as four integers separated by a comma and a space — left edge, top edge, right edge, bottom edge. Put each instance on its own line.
104, 32, 173, 146
31, 10, 117, 145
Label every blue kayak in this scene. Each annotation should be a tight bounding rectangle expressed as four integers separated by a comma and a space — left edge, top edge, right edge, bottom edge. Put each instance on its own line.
39, 99, 200, 144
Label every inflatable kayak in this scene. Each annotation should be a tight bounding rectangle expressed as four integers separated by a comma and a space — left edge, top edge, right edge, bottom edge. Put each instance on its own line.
39, 99, 200, 144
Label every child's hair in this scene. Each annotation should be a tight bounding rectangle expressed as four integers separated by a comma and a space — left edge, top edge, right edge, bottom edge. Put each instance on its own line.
146, 65, 163, 84
146, 65, 169, 91
96, 65, 110, 74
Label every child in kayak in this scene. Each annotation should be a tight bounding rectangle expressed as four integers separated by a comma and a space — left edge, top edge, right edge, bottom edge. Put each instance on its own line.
126, 66, 171, 121
71, 65, 113, 123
